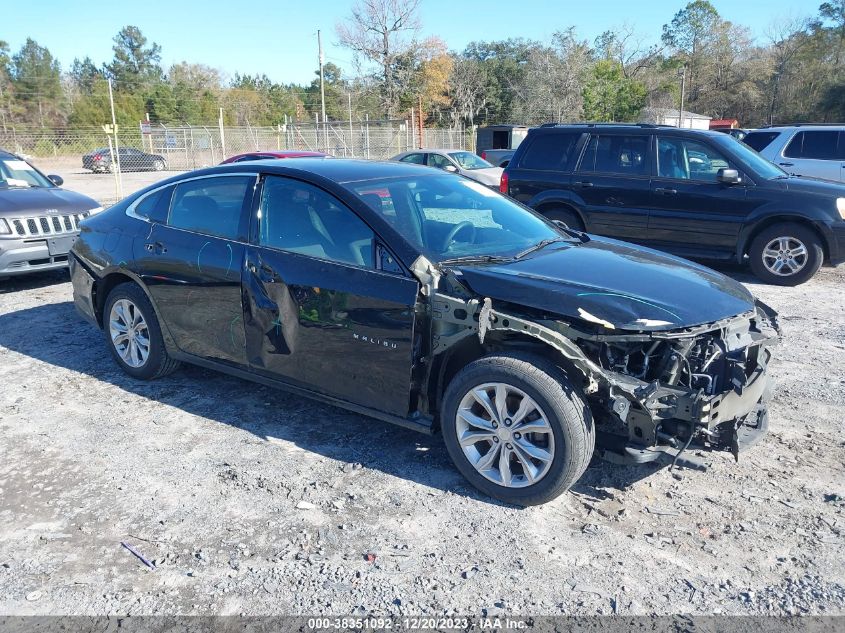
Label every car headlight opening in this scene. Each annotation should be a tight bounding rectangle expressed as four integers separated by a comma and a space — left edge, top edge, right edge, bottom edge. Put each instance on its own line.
87, 206, 104, 216
837, 198, 845, 220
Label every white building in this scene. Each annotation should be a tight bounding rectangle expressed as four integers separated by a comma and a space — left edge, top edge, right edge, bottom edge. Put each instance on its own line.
643, 108, 711, 130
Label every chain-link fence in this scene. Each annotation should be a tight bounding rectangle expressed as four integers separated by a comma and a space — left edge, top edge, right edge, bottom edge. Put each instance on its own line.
1, 121, 468, 166
0, 119, 468, 204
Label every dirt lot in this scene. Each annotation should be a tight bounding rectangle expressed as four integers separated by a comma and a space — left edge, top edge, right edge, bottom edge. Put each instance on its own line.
0, 263, 843, 617
27, 157, 184, 207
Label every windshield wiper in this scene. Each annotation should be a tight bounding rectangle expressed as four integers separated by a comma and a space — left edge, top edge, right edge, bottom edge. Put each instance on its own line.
514, 237, 566, 259
439, 254, 513, 265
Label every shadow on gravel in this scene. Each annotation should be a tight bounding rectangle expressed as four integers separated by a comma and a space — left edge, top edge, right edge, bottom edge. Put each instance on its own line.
0, 269, 70, 293
0, 300, 699, 507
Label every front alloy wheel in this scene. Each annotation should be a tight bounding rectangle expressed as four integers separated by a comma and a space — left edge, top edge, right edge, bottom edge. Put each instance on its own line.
442, 353, 594, 506
456, 383, 555, 487
761, 236, 808, 277
749, 222, 824, 286
109, 298, 150, 368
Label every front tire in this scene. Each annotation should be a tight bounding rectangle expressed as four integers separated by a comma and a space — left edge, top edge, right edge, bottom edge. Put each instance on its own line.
748, 222, 823, 286
153, 160, 165, 171
103, 283, 180, 380
441, 353, 594, 506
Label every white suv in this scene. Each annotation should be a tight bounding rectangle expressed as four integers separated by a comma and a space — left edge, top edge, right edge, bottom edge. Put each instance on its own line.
744, 125, 845, 182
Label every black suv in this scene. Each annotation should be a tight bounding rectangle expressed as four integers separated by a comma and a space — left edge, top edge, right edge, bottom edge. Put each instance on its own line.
502, 123, 845, 285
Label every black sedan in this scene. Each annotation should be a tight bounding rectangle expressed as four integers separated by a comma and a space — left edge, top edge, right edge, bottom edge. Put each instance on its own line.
69, 159, 779, 505
82, 146, 167, 173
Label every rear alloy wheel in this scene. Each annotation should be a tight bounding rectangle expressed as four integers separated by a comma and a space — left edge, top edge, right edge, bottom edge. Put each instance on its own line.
749, 222, 823, 286
104, 283, 180, 380
441, 353, 594, 505
153, 160, 165, 171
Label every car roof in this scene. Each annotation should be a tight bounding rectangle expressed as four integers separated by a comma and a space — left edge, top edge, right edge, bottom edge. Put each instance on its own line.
0, 149, 21, 160
530, 124, 728, 139
166, 158, 440, 185
752, 125, 845, 132
231, 150, 328, 158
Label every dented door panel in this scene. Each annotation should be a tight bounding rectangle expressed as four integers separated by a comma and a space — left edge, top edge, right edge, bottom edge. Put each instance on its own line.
243, 246, 419, 416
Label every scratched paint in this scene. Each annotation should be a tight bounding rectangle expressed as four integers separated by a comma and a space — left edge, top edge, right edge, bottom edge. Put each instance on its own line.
196, 241, 211, 273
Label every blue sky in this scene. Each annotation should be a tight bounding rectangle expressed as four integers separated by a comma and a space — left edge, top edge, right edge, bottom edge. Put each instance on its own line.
7, 0, 817, 85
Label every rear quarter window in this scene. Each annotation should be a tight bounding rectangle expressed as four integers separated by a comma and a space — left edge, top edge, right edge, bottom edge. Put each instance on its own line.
742, 132, 779, 152
518, 133, 581, 170
133, 185, 174, 223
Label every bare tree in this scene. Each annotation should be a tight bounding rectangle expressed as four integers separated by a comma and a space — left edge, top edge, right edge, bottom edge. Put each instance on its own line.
448, 57, 487, 127
594, 23, 665, 78
764, 15, 810, 124
336, 0, 421, 118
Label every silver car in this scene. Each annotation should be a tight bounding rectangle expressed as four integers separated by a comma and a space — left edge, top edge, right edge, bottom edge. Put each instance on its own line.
744, 125, 845, 182
0, 150, 102, 277
390, 149, 504, 188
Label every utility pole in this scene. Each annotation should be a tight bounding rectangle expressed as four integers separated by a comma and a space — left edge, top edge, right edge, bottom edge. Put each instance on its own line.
678, 64, 687, 129
107, 78, 122, 198
348, 92, 354, 157
317, 29, 327, 148
418, 95, 424, 149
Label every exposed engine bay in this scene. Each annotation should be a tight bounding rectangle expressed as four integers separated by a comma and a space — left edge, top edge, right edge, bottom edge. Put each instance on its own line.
419, 259, 781, 468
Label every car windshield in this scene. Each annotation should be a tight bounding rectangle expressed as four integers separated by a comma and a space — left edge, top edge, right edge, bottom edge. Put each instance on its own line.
713, 135, 787, 180
351, 174, 567, 262
0, 157, 54, 188
449, 151, 493, 170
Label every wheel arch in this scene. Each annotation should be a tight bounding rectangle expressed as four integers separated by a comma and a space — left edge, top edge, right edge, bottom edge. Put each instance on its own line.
426, 331, 590, 430
533, 200, 586, 229
738, 214, 830, 263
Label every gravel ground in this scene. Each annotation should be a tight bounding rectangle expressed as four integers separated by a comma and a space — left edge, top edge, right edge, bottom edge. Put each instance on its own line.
0, 264, 843, 617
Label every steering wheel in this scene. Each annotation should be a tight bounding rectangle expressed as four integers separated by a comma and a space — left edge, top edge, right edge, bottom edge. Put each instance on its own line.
441, 221, 476, 252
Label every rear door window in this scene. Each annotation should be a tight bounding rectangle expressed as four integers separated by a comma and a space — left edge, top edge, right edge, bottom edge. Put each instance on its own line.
168, 176, 253, 240
784, 131, 839, 160
578, 134, 649, 175
518, 133, 581, 170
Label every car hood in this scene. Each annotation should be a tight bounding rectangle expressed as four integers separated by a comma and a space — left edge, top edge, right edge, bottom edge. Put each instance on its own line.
451, 236, 755, 331
463, 167, 504, 186
779, 176, 845, 196
0, 187, 100, 216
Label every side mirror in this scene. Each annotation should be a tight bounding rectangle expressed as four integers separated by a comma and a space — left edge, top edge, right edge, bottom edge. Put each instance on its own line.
717, 168, 741, 185
443, 164, 458, 173
48, 174, 64, 187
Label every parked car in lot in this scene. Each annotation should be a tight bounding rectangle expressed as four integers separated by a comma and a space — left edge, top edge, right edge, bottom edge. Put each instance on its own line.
221, 150, 330, 164
502, 123, 845, 285
82, 146, 167, 173
391, 149, 503, 187
743, 125, 845, 183
0, 149, 102, 277
70, 158, 779, 505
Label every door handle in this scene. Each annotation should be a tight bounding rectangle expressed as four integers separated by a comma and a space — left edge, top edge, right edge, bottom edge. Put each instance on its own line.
144, 241, 166, 254
654, 187, 678, 196
574, 180, 594, 188
778, 162, 794, 167
249, 261, 276, 283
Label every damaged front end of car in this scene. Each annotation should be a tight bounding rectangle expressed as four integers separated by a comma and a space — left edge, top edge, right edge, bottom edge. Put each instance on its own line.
419, 257, 780, 469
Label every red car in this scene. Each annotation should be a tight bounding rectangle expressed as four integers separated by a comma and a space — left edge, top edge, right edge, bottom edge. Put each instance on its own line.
220, 150, 329, 164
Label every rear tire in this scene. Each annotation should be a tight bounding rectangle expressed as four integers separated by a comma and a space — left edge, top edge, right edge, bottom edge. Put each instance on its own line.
748, 222, 823, 286
543, 207, 584, 231
103, 283, 180, 380
441, 353, 594, 506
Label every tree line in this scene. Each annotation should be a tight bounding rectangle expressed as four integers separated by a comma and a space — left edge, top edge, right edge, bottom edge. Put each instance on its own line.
0, 0, 843, 132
